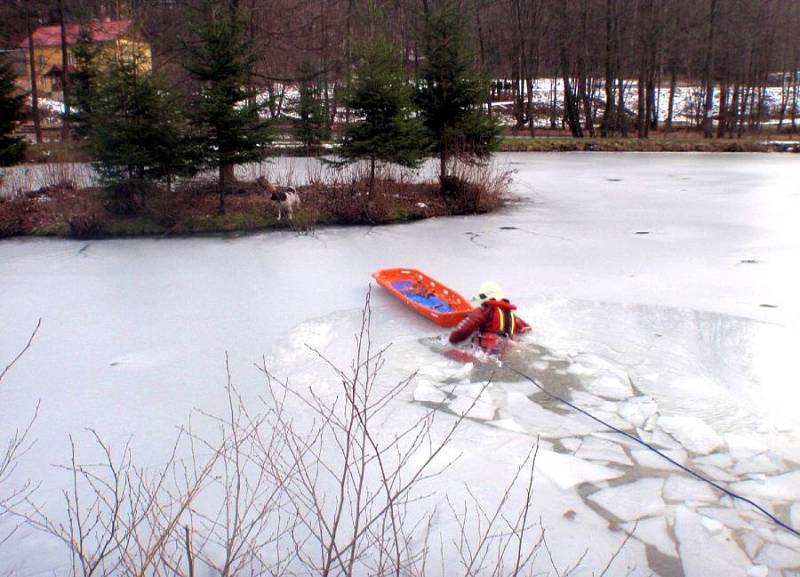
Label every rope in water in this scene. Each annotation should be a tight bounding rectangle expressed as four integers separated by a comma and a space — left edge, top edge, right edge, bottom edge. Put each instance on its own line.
502, 365, 800, 538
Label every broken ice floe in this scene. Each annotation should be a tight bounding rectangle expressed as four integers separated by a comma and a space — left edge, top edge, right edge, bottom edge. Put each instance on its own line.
673, 506, 750, 577
657, 415, 724, 455
587, 478, 665, 522
536, 450, 624, 489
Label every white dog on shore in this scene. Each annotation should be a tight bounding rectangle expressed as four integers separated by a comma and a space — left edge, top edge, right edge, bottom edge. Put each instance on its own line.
257, 177, 300, 221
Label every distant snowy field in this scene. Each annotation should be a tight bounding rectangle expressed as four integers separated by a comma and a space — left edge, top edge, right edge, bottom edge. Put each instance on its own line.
1, 153, 799, 576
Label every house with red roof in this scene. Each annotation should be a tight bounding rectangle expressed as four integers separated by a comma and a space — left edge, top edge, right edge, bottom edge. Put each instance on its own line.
18, 19, 151, 99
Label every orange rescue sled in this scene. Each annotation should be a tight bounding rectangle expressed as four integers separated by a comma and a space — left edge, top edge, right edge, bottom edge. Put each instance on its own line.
372, 268, 473, 327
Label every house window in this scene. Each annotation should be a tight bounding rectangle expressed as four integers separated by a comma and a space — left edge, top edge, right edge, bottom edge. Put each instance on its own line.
38, 55, 46, 69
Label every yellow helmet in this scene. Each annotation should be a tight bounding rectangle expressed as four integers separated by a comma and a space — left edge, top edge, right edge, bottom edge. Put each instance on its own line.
473, 281, 504, 304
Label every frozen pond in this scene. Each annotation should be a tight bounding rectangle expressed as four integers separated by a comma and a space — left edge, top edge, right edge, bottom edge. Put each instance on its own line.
1, 153, 799, 576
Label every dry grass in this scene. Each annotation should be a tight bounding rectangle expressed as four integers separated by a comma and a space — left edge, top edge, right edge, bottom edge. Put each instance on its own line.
0, 162, 510, 238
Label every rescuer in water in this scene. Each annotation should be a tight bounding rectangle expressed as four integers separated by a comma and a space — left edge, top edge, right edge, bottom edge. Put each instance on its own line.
449, 281, 531, 355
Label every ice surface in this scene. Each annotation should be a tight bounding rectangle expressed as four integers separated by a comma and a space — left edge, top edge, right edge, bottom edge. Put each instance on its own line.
747, 567, 769, 577
695, 453, 734, 469
657, 415, 724, 455
663, 474, 717, 502
621, 516, 677, 557
673, 506, 750, 577
791, 503, 800, 531
535, 450, 625, 489
3, 154, 800, 577
587, 478, 665, 521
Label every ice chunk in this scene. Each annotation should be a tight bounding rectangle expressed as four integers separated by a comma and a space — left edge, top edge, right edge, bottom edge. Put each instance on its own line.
694, 453, 734, 469
740, 531, 765, 558
731, 471, 800, 501
503, 392, 604, 438
617, 396, 658, 428
447, 392, 496, 421
755, 544, 800, 569
587, 478, 665, 521
570, 390, 617, 411
631, 448, 688, 471
746, 566, 768, 577
489, 418, 527, 433
791, 503, 800, 531
585, 375, 633, 400
673, 506, 750, 577
575, 436, 633, 467
566, 362, 596, 376
696, 463, 738, 483
535, 450, 624, 490
621, 516, 677, 557
413, 381, 447, 403
531, 361, 549, 371
700, 516, 724, 534
724, 433, 769, 460
650, 425, 684, 450
560, 437, 581, 452
658, 415, 724, 455
697, 507, 751, 530
663, 474, 717, 502
733, 453, 784, 476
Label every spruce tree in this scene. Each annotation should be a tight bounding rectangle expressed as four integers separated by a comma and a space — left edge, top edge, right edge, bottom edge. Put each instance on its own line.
70, 26, 100, 141
294, 61, 330, 155
184, 0, 272, 212
416, 0, 500, 179
90, 60, 195, 211
0, 55, 26, 166
339, 40, 426, 195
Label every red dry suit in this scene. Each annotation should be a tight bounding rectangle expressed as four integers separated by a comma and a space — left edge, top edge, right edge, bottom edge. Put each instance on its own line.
449, 298, 531, 353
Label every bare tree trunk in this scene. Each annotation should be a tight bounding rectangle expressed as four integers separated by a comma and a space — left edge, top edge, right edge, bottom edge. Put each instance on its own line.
26, 15, 42, 145
717, 81, 728, 138
702, 0, 718, 138
57, 0, 70, 141
219, 165, 235, 212
616, 77, 627, 136
665, 65, 676, 131
601, 0, 616, 137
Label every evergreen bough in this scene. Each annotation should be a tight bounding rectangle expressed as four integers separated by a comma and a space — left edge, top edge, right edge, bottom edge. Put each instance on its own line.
0, 55, 26, 167
416, 1, 500, 180
339, 40, 426, 195
294, 61, 330, 155
184, 0, 272, 212
91, 60, 195, 212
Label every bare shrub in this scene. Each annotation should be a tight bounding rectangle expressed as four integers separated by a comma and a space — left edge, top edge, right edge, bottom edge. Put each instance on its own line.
12, 294, 635, 576
446, 162, 512, 213
64, 197, 109, 238
1, 320, 41, 551
0, 197, 30, 237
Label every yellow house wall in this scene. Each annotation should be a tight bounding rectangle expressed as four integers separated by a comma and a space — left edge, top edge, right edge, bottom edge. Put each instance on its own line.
17, 35, 153, 99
